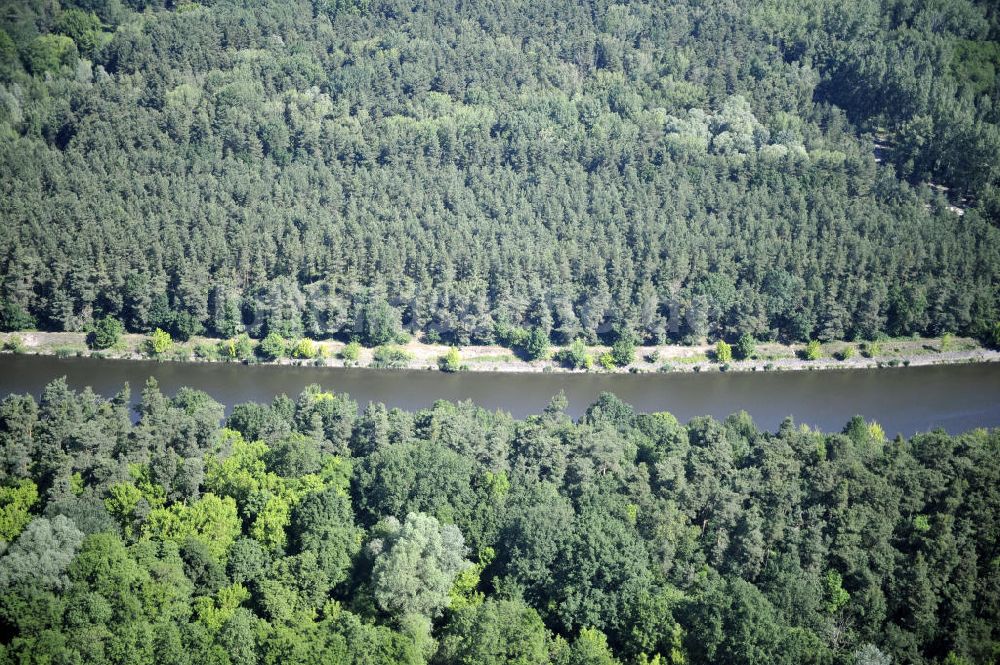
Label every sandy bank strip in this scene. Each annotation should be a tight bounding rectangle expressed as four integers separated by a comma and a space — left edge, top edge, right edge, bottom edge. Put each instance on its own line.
2, 331, 998, 376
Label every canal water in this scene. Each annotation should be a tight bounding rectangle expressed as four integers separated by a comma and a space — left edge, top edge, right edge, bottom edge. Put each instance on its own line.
0, 354, 998, 436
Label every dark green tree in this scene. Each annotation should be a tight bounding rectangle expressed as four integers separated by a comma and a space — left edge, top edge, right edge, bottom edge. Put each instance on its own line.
86, 316, 124, 350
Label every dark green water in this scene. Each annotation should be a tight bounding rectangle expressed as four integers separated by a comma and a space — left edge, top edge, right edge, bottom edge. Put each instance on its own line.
0, 354, 998, 435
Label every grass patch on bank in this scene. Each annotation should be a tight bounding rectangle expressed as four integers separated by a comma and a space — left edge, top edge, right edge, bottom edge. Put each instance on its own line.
673, 354, 709, 364
465, 354, 517, 363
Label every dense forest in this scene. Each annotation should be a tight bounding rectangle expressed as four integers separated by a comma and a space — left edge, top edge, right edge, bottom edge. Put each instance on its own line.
1, 0, 1000, 347
0, 380, 997, 664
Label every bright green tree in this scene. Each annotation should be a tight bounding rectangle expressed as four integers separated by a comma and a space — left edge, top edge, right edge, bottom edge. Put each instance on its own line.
0, 480, 39, 542
438, 347, 462, 372
143, 493, 241, 561
194, 582, 251, 631
565, 627, 620, 665
54, 8, 105, 56
340, 341, 361, 362
715, 340, 733, 363
225, 333, 254, 360
147, 328, 173, 355
22, 34, 77, 74
104, 482, 145, 539
824, 571, 850, 613
291, 338, 317, 359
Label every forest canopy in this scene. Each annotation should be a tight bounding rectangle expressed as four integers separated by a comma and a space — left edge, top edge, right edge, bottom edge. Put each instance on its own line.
1, 0, 999, 346
0, 380, 997, 664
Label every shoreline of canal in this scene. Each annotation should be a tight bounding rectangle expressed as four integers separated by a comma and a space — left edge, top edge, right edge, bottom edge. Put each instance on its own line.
2, 330, 998, 376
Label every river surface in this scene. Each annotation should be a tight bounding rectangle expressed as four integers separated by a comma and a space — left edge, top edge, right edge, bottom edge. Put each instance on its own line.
0, 355, 998, 435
